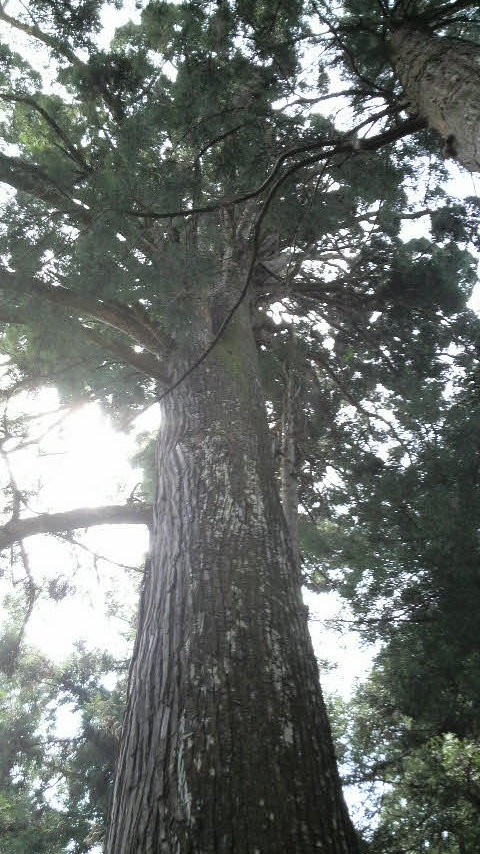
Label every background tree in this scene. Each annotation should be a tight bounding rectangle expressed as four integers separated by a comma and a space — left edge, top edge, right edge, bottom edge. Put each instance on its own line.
313, 0, 480, 170
0, 635, 126, 854
310, 314, 480, 852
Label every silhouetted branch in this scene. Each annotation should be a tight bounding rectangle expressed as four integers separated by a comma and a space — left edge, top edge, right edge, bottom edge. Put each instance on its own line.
0, 503, 152, 551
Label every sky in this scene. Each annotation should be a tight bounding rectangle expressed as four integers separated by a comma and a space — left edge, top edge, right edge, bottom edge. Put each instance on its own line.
1, 391, 151, 658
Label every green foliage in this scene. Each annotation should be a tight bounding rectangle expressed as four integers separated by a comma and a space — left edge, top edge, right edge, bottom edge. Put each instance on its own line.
330, 675, 480, 853
0, 0, 475, 416
368, 734, 480, 854
310, 315, 480, 851
28, 0, 104, 47
431, 197, 480, 249
0, 635, 125, 854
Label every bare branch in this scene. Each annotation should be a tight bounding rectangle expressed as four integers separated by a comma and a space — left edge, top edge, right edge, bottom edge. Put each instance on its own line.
55, 531, 145, 572
0, 503, 152, 551
282, 88, 373, 107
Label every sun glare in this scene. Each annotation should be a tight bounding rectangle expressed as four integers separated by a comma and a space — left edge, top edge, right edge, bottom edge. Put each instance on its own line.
1, 393, 152, 661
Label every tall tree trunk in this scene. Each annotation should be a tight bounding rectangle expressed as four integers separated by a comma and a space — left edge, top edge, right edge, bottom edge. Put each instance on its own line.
105, 301, 358, 854
392, 25, 480, 172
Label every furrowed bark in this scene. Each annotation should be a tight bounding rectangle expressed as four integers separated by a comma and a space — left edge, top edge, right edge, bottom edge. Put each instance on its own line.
280, 364, 300, 566
392, 25, 480, 172
105, 300, 358, 854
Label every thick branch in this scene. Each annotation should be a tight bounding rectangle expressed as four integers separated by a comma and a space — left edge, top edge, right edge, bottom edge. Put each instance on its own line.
0, 503, 152, 551
0, 268, 175, 357
0, 151, 93, 223
0, 5, 81, 66
80, 324, 171, 381
0, 303, 170, 382
124, 116, 427, 221
0, 93, 91, 173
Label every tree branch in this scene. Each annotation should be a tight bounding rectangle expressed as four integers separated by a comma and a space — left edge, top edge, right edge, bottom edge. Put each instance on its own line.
309, 353, 412, 460
0, 444, 39, 673
422, 0, 479, 25
195, 123, 245, 161
0, 268, 175, 357
124, 116, 427, 221
0, 503, 152, 551
79, 324, 170, 381
0, 302, 170, 382
0, 4, 81, 66
0, 6, 125, 122
0, 151, 93, 223
0, 92, 91, 174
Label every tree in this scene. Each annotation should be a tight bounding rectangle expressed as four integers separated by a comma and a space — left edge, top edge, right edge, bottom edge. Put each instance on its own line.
329, 685, 480, 853
0, 637, 125, 854
316, 0, 480, 172
0, 1, 479, 852
311, 318, 480, 851
392, 24, 480, 171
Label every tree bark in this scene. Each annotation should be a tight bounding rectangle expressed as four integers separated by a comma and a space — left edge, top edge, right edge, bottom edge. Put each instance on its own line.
392, 25, 480, 172
105, 301, 358, 853
280, 364, 300, 567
